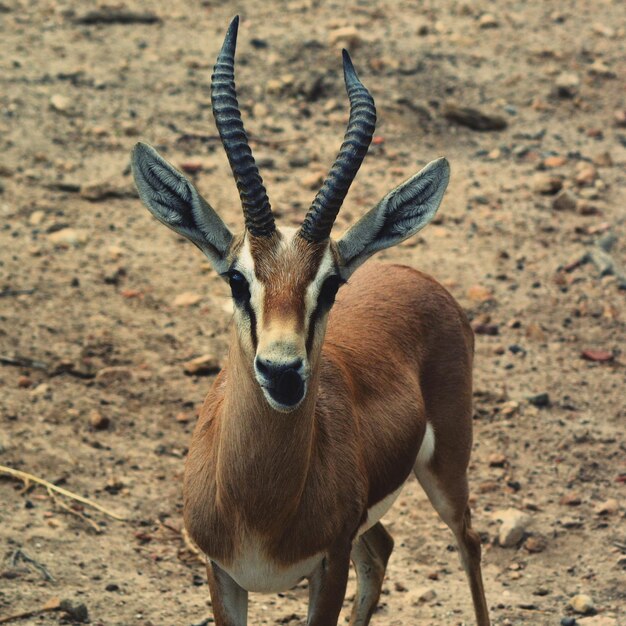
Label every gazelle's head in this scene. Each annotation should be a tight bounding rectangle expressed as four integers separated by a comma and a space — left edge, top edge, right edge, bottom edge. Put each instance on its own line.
132, 17, 450, 412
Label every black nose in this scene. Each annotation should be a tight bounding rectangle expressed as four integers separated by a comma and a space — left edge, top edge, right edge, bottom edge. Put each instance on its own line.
255, 357, 305, 408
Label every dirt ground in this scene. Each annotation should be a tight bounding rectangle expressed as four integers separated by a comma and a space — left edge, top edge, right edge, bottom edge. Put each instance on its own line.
1, 1, 625, 624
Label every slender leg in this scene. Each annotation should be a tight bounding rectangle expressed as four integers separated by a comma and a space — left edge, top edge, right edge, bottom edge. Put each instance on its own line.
206, 560, 248, 626
307, 543, 352, 626
414, 462, 490, 626
349, 522, 394, 626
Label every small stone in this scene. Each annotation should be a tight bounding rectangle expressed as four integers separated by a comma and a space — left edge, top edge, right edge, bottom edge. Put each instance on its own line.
478, 14, 498, 28
89, 410, 110, 430
302, 171, 325, 190
48, 228, 89, 245
29, 210, 46, 226
588, 60, 615, 78
105, 583, 120, 592
594, 498, 619, 516
581, 349, 614, 362
175, 412, 191, 423
525, 322, 546, 341
328, 26, 364, 48
467, 284, 494, 302
492, 508, 530, 547
553, 189, 577, 211
554, 72, 580, 98
614, 110, 626, 127
17, 376, 33, 388
575, 165, 597, 187
172, 292, 202, 307
569, 594, 595, 615
560, 493, 582, 506
592, 151, 612, 167
524, 534, 547, 553
443, 103, 507, 131
183, 354, 221, 376
488, 453, 507, 467
95, 366, 132, 386
413, 586, 436, 603
561, 618, 577, 626
179, 159, 205, 174
532, 173, 563, 195
81, 179, 137, 201
472, 322, 499, 335
543, 155, 568, 168
527, 392, 550, 408
50, 94, 72, 113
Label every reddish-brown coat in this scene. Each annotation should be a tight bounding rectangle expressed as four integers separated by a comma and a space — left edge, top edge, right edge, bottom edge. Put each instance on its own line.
183, 261, 474, 568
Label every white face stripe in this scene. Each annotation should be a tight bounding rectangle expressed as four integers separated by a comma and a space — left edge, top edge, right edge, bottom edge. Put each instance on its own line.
233, 236, 265, 350
303, 244, 336, 337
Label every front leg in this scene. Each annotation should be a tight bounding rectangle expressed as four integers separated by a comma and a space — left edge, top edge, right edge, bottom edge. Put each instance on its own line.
206, 560, 248, 626
307, 543, 352, 626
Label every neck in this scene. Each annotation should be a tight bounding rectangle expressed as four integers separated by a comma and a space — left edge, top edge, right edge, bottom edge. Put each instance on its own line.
216, 329, 319, 530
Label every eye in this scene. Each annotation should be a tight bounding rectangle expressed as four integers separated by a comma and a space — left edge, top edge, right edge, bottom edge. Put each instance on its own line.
318, 275, 343, 308
228, 270, 250, 302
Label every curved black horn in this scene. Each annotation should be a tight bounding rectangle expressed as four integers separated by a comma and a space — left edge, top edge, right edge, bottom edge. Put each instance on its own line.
211, 16, 275, 237
299, 50, 376, 243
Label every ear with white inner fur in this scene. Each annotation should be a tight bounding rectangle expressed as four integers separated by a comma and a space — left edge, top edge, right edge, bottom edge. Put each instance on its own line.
337, 157, 450, 278
131, 142, 233, 275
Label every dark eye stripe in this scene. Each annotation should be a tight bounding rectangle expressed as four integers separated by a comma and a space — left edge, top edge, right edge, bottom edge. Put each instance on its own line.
305, 272, 344, 355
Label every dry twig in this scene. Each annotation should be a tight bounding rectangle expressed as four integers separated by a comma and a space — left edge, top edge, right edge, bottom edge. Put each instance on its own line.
0, 465, 126, 521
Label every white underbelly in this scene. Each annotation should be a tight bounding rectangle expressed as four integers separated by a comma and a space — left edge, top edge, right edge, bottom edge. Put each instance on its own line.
218, 535, 323, 593
218, 486, 404, 593
357, 485, 404, 536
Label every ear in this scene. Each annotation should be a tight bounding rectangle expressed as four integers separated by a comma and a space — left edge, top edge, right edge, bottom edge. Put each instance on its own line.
337, 157, 450, 278
131, 142, 233, 275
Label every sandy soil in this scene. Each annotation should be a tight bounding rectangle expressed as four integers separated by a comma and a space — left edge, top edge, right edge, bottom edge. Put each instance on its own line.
1, 1, 625, 625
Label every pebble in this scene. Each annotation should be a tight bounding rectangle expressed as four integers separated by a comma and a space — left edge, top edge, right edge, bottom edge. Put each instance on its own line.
328, 26, 364, 48
543, 155, 568, 168
95, 366, 133, 386
488, 453, 507, 467
575, 165, 597, 186
467, 284, 494, 302
413, 586, 436, 603
50, 94, 72, 113
581, 349, 613, 362
532, 173, 563, 194
172, 292, 202, 307
524, 534, 547, 553
569, 594, 595, 615
48, 228, 89, 245
593, 498, 619, 515
561, 618, 577, 626
80, 179, 137, 201
527, 392, 550, 408
478, 14, 499, 28
492, 508, 530, 547
614, 110, 626, 127
17, 375, 33, 388
588, 60, 615, 78
554, 73, 580, 98
302, 171, 325, 190
182, 354, 221, 376
89, 410, 110, 430
443, 103, 507, 131
552, 189, 577, 211
28, 210, 46, 226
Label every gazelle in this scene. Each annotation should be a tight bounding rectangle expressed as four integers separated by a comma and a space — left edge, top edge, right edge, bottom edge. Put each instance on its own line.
131, 16, 489, 626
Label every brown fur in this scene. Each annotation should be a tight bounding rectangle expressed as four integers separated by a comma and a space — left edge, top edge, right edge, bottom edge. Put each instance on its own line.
184, 261, 474, 564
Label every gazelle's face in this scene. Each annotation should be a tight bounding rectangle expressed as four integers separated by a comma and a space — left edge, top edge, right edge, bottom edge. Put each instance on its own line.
227, 228, 342, 412
132, 19, 450, 415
